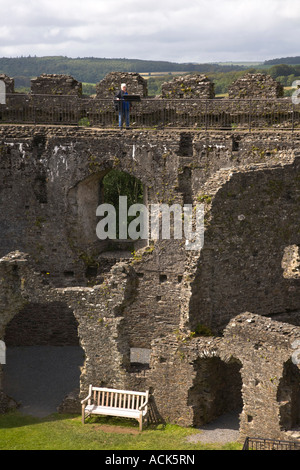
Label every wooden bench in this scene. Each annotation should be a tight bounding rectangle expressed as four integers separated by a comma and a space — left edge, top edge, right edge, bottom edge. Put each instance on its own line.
81, 385, 149, 431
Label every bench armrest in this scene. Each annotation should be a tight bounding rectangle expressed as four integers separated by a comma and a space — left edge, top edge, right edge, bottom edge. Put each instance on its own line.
81, 393, 92, 405
139, 399, 149, 411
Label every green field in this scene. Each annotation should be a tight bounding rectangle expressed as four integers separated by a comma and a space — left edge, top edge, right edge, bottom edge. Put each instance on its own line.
140, 72, 187, 78
0, 411, 242, 451
216, 62, 263, 66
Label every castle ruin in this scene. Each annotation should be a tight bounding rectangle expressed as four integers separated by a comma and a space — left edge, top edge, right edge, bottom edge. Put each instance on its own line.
0, 72, 300, 443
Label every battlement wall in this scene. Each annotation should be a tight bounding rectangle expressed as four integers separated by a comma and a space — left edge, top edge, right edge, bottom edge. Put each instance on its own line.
0, 70, 286, 99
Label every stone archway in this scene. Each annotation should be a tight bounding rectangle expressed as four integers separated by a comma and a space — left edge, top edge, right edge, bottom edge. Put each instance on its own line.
67, 168, 148, 283
188, 356, 243, 428
277, 359, 300, 434
2, 300, 85, 417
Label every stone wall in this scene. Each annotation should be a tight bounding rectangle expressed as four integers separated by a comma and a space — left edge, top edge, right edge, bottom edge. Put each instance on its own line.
146, 312, 300, 441
1, 254, 299, 441
0, 251, 137, 392
0, 72, 298, 131
96, 72, 148, 98
0, 74, 14, 94
0, 125, 300, 442
228, 72, 284, 99
0, 71, 288, 102
189, 154, 300, 334
5, 302, 80, 346
1, 94, 296, 130
219, 313, 300, 440
31, 74, 82, 96
161, 73, 215, 99
0, 127, 300, 335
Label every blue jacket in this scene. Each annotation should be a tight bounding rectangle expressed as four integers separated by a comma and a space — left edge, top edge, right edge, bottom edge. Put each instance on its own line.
115, 90, 130, 113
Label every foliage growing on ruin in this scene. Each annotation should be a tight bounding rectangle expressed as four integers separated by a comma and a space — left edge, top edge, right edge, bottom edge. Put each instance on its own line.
196, 194, 212, 204
191, 324, 214, 337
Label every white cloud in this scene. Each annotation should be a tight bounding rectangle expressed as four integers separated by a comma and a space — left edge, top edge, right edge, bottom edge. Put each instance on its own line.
0, 0, 299, 61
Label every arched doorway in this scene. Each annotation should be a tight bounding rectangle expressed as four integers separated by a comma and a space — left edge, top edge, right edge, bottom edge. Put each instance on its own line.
100, 169, 147, 254
3, 302, 85, 417
277, 359, 300, 433
188, 356, 243, 429
67, 169, 147, 283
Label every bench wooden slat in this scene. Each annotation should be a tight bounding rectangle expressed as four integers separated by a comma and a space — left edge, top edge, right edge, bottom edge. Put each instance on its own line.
85, 405, 145, 419
88, 386, 147, 396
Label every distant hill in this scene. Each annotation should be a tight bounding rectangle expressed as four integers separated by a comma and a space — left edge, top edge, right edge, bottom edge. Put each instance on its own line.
0, 56, 247, 86
264, 57, 300, 65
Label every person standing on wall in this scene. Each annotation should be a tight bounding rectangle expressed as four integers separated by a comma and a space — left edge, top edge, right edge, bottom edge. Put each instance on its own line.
115, 83, 131, 129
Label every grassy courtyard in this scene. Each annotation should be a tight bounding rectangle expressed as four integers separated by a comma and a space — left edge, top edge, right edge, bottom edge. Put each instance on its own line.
0, 411, 242, 451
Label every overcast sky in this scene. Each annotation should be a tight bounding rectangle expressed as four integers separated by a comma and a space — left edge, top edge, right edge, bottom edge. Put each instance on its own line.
0, 0, 299, 62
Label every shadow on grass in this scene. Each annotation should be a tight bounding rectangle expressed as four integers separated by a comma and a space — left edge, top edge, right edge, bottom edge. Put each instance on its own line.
0, 410, 79, 429
0, 409, 166, 433
81, 413, 167, 432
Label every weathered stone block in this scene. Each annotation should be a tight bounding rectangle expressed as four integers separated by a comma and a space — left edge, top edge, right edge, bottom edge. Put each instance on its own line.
96, 72, 148, 98
228, 72, 284, 99
31, 74, 82, 95
161, 73, 215, 99
0, 74, 14, 94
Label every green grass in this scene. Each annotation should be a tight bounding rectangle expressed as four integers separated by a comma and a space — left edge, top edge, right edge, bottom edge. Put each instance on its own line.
0, 411, 242, 451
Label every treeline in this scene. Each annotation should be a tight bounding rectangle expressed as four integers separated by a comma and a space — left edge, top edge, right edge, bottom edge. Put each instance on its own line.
0, 56, 246, 85
264, 56, 300, 65
1, 56, 299, 96
267, 64, 300, 87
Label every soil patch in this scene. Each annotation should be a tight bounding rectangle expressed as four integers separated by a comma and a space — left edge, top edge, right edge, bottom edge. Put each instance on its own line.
93, 425, 139, 435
